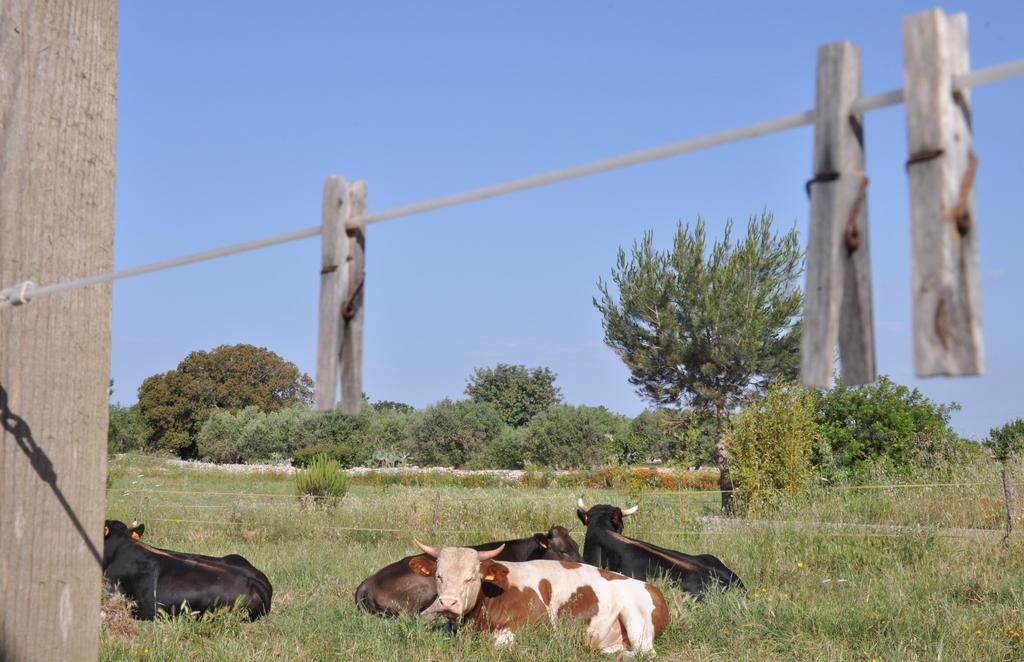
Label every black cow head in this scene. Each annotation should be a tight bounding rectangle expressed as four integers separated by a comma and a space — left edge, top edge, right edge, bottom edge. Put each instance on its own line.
535, 525, 582, 562
576, 497, 638, 533
102, 519, 145, 568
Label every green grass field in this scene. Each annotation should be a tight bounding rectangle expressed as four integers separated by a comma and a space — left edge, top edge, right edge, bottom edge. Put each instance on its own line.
101, 455, 1024, 661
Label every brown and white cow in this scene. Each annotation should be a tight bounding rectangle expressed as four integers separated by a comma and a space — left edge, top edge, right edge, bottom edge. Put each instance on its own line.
410, 540, 669, 656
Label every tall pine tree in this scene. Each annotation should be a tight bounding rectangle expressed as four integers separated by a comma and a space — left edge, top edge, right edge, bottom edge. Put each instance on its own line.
595, 211, 802, 509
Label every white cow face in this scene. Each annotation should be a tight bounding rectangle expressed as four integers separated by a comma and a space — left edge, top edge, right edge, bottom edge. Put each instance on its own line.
409, 541, 505, 618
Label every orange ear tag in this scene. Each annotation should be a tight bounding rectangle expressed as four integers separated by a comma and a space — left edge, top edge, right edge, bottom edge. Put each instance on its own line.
131, 531, 140, 541
483, 575, 495, 581
103, 525, 110, 537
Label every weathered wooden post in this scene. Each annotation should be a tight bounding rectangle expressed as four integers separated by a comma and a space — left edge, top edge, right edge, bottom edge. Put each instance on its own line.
801, 41, 875, 388
902, 9, 983, 376
0, 1, 118, 660
340, 184, 367, 415
315, 177, 367, 413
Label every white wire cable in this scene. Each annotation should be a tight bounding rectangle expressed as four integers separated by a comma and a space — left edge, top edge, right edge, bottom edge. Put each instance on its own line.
346, 109, 816, 230
2, 58, 1023, 311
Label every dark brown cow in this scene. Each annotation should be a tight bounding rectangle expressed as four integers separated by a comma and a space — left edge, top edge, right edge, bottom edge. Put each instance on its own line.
355, 526, 580, 616
411, 540, 669, 655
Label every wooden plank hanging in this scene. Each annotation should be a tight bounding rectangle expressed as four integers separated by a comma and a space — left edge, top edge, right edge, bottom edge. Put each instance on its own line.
801, 41, 875, 388
902, 9, 983, 376
340, 181, 368, 415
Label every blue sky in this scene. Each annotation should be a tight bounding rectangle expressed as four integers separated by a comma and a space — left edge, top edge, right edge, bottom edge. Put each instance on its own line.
112, 1, 1023, 439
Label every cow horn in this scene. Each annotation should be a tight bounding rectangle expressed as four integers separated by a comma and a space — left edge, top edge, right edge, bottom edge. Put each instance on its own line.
414, 539, 441, 558
477, 543, 505, 561
130, 519, 140, 528
577, 496, 589, 513
622, 504, 639, 517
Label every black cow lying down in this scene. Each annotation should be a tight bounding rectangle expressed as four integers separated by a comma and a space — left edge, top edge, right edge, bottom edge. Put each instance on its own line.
355, 525, 582, 616
577, 499, 744, 599
102, 520, 272, 620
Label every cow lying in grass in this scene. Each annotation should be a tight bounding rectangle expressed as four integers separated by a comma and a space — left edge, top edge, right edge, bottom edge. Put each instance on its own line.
355, 525, 581, 616
102, 520, 272, 620
577, 498, 744, 599
410, 540, 669, 656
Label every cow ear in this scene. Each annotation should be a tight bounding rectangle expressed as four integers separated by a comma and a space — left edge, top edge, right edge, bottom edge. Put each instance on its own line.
409, 556, 436, 577
129, 523, 145, 540
479, 560, 509, 585
103, 525, 110, 538
576, 509, 589, 525
533, 533, 549, 550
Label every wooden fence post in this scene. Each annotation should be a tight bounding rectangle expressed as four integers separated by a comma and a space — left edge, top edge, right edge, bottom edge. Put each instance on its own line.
315, 177, 367, 413
902, 9, 984, 376
340, 182, 367, 415
315, 177, 348, 411
801, 41, 875, 388
0, 2, 118, 660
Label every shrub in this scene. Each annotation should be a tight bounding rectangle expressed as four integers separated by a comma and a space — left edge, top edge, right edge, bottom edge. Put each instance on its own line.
107, 403, 153, 454
293, 442, 360, 468
726, 384, 817, 514
814, 376, 962, 476
195, 403, 417, 466
294, 454, 349, 505
235, 406, 306, 463
521, 404, 628, 469
468, 427, 528, 470
987, 418, 1024, 464
410, 399, 505, 467
195, 407, 268, 464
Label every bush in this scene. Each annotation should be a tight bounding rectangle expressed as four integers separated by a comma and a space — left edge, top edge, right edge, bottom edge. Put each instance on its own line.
521, 404, 628, 469
468, 427, 528, 470
726, 384, 817, 514
814, 376, 962, 476
196, 407, 271, 464
410, 399, 505, 467
613, 408, 715, 466
293, 442, 360, 468
987, 418, 1024, 464
107, 403, 153, 454
294, 454, 349, 505
235, 406, 307, 463
194, 403, 419, 466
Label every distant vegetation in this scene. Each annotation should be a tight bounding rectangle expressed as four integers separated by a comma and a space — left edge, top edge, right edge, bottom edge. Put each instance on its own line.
136, 343, 313, 458
106, 209, 1008, 505
110, 348, 984, 498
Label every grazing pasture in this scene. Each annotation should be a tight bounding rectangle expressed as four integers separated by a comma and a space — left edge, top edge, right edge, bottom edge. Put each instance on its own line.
102, 455, 1023, 660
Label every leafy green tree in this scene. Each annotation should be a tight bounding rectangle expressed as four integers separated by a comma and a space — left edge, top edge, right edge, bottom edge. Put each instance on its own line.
372, 400, 415, 414
595, 212, 802, 508
987, 419, 1024, 465
107, 403, 153, 454
138, 343, 313, 457
465, 364, 563, 427
814, 376, 962, 476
